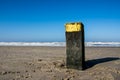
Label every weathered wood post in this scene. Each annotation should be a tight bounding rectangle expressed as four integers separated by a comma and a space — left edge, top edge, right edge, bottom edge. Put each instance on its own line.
65, 22, 85, 70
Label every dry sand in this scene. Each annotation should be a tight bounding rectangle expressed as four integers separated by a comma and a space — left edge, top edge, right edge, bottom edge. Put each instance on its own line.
0, 46, 120, 80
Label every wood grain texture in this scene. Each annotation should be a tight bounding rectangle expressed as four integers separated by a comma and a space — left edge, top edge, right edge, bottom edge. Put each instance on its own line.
65, 23, 85, 70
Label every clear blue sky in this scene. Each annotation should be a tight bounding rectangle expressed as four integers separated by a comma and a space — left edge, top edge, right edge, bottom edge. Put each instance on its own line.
0, 0, 120, 42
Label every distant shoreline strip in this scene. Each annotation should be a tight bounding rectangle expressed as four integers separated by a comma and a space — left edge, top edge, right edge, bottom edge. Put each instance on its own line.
0, 42, 120, 47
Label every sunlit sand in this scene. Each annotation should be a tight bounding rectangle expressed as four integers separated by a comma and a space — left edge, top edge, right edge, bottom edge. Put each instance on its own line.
0, 46, 120, 80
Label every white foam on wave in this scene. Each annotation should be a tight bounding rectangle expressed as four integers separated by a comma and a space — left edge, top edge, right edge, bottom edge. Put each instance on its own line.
0, 42, 65, 47
85, 42, 120, 47
0, 42, 120, 47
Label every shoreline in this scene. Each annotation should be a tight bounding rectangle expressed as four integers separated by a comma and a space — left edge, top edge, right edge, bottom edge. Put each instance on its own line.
0, 46, 120, 47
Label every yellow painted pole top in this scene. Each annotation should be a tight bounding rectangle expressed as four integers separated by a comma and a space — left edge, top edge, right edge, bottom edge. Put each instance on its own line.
65, 22, 82, 32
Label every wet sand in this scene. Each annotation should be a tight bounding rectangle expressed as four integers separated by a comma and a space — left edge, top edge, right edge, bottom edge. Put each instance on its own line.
0, 46, 120, 80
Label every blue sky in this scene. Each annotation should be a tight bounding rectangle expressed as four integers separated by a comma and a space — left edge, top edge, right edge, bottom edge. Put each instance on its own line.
0, 0, 120, 42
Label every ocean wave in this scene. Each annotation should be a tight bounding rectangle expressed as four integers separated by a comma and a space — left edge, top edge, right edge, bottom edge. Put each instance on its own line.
0, 42, 120, 47
85, 42, 120, 47
0, 42, 65, 46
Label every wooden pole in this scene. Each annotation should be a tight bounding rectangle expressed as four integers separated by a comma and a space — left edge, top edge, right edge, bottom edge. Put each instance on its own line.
65, 22, 85, 70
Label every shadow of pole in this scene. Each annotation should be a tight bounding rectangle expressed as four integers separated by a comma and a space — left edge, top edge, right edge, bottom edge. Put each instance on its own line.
85, 57, 120, 70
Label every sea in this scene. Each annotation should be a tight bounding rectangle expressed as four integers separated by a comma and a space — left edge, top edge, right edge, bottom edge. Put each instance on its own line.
0, 42, 120, 47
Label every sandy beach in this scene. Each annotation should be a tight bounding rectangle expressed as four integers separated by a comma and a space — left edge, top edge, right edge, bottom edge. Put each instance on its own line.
0, 46, 120, 80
